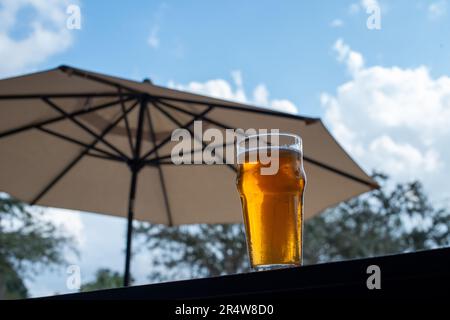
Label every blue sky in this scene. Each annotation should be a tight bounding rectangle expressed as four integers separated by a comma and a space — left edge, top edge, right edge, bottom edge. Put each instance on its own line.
28, 0, 450, 116
1, 0, 450, 296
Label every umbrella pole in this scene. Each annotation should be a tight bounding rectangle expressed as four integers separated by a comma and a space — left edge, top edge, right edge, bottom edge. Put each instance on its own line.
123, 97, 146, 287
124, 168, 138, 287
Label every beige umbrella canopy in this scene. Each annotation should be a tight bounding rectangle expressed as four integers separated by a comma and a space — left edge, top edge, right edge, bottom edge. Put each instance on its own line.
0, 65, 377, 285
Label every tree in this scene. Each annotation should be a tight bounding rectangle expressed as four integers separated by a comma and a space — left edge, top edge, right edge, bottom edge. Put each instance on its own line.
80, 268, 123, 292
0, 194, 76, 299
303, 173, 450, 264
135, 224, 249, 282
135, 173, 450, 281
0, 261, 27, 300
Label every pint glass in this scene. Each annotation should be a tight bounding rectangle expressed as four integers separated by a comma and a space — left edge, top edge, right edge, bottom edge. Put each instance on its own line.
236, 133, 306, 270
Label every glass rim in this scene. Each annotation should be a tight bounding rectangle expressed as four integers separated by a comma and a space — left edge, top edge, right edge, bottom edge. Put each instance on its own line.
239, 132, 302, 142
236, 132, 303, 155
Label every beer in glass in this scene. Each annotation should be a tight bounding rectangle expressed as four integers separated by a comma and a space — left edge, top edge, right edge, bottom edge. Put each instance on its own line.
236, 133, 306, 270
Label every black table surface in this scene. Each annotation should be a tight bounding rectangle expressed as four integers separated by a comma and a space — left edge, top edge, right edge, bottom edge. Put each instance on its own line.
45, 247, 450, 300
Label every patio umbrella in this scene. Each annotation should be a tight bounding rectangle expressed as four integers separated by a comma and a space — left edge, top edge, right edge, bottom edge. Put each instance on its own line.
0, 65, 378, 286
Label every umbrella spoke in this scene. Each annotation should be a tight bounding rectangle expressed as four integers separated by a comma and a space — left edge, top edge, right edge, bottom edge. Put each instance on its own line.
186, 127, 236, 172
143, 142, 234, 165
139, 105, 214, 162
152, 95, 319, 123
118, 88, 134, 155
42, 97, 129, 160
145, 105, 173, 226
156, 98, 230, 130
144, 153, 172, 163
36, 126, 122, 160
0, 92, 138, 99
0, 96, 134, 139
30, 100, 139, 205
85, 152, 124, 162
303, 156, 379, 188
152, 101, 236, 172
58, 65, 143, 95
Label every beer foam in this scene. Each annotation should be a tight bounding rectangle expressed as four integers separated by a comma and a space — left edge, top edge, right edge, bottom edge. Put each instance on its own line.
237, 146, 302, 164
237, 145, 302, 156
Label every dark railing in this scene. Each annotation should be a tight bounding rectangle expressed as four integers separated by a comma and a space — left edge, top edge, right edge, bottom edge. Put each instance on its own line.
43, 247, 450, 300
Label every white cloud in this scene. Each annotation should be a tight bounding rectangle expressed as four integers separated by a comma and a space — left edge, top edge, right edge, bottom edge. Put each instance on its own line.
147, 26, 159, 49
361, 0, 380, 11
169, 72, 299, 114
270, 99, 298, 114
428, 0, 447, 20
369, 135, 441, 174
230, 70, 247, 102
146, 3, 167, 50
253, 83, 269, 105
169, 78, 246, 103
330, 19, 344, 28
333, 38, 364, 75
43, 208, 85, 248
349, 3, 361, 14
349, 0, 383, 14
322, 39, 450, 199
231, 70, 243, 87
170, 38, 186, 59
0, 0, 75, 77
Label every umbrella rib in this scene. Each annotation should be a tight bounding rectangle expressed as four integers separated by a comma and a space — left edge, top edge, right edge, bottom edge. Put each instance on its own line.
0, 93, 138, 99
303, 156, 378, 189
42, 97, 129, 160
30, 99, 139, 205
186, 127, 236, 173
59, 65, 144, 94
139, 106, 214, 161
0, 96, 134, 139
152, 95, 319, 124
85, 152, 125, 162
118, 88, 134, 155
144, 153, 172, 163
156, 98, 231, 130
156, 99, 376, 188
36, 126, 122, 160
143, 141, 236, 165
36, 126, 121, 159
145, 104, 174, 226
153, 101, 236, 172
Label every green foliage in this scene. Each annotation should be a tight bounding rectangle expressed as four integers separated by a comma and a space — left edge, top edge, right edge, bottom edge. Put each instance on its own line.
0, 261, 27, 299
0, 194, 76, 299
135, 173, 450, 281
80, 268, 123, 292
135, 223, 249, 281
303, 173, 450, 264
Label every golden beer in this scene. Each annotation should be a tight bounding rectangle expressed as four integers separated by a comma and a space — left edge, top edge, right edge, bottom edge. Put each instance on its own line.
237, 147, 306, 268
